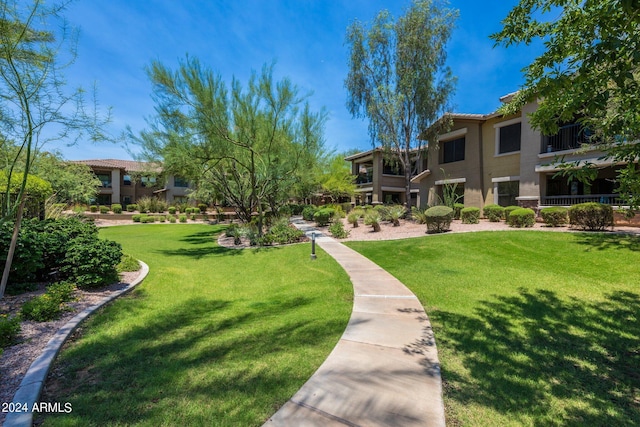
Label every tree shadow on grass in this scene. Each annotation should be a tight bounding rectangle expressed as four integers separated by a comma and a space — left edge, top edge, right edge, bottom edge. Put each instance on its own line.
39, 294, 345, 426
437, 288, 640, 426
572, 232, 640, 252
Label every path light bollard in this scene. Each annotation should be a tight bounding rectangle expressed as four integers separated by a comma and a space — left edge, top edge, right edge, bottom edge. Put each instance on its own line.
311, 231, 317, 260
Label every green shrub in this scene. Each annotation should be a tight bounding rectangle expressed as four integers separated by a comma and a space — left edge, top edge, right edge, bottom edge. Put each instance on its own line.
190, 214, 197, 221
47, 281, 76, 303
425, 206, 454, 233
168, 206, 177, 215
179, 214, 187, 223
314, 208, 335, 226
568, 202, 614, 231
453, 203, 464, 220
385, 205, 406, 226
159, 216, 166, 223
198, 203, 207, 213
60, 236, 122, 289
508, 208, 536, 228
169, 216, 177, 223
503, 205, 520, 221
329, 220, 350, 239
262, 219, 304, 245
411, 206, 429, 224
137, 196, 167, 213
302, 205, 317, 221
21, 294, 63, 322
111, 204, 123, 214
126, 204, 137, 212
117, 254, 140, 272
364, 211, 381, 232
0, 220, 44, 285
132, 214, 142, 223
541, 207, 569, 227
99, 205, 109, 214
225, 224, 240, 238
461, 207, 480, 224
373, 204, 390, 221
347, 212, 361, 228
483, 204, 504, 222
141, 215, 155, 223
90, 205, 97, 213
0, 315, 21, 348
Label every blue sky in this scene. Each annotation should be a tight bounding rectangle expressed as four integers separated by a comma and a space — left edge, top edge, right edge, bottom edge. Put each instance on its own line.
51, 0, 542, 160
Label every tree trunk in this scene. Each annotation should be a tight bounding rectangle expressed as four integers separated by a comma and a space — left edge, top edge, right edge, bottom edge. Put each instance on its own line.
0, 196, 26, 300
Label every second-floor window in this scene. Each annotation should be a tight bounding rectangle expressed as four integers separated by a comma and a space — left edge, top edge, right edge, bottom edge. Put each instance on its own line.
441, 137, 465, 164
174, 176, 189, 187
96, 172, 111, 188
498, 122, 521, 154
141, 176, 157, 187
123, 175, 132, 186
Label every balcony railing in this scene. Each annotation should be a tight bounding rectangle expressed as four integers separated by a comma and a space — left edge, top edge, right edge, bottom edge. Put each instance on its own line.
541, 194, 621, 206
541, 123, 593, 153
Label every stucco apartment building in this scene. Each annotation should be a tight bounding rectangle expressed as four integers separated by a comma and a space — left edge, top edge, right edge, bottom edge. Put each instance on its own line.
345, 148, 428, 207
348, 94, 623, 210
73, 159, 191, 206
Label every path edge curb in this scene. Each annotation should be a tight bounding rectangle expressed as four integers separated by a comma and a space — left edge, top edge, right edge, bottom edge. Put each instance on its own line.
3, 261, 150, 427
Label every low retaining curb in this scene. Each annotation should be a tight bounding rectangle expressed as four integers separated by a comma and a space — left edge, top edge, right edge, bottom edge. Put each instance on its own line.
3, 261, 150, 427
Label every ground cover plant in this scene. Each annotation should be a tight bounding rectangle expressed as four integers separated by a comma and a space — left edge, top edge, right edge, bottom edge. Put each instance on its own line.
346, 231, 640, 426
39, 224, 352, 426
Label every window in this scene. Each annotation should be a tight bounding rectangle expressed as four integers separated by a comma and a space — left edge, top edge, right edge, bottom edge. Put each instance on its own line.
498, 122, 521, 154
123, 175, 132, 186
141, 176, 157, 187
383, 160, 403, 176
497, 181, 519, 206
174, 176, 189, 187
96, 194, 111, 205
96, 172, 112, 188
441, 137, 465, 164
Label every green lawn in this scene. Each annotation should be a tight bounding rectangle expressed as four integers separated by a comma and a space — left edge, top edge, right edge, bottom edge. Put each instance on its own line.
39, 224, 352, 426
346, 231, 640, 427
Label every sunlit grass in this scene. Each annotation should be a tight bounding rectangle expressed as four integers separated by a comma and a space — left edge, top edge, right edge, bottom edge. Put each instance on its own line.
346, 231, 640, 426
39, 224, 352, 426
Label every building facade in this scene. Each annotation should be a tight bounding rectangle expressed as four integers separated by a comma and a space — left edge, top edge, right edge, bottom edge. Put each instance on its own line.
349, 95, 627, 210
72, 159, 191, 205
345, 148, 427, 207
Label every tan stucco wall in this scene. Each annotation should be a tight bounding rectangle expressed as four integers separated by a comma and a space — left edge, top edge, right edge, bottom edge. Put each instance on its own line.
518, 101, 542, 202
423, 120, 484, 208
482, 114, 522, 205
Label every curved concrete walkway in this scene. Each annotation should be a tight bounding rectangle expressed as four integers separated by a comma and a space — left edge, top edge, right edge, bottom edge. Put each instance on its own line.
265, 221, 445, 427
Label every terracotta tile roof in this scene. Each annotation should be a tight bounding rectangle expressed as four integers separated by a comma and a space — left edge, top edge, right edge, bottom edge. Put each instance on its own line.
71, 159, 162, 173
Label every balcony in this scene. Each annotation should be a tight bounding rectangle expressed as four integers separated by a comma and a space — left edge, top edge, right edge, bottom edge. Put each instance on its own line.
541, 194, 621, 206
541, 123, 593, 153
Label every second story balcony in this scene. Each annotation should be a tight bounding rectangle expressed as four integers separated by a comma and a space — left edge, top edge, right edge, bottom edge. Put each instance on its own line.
541, 123, 594, 154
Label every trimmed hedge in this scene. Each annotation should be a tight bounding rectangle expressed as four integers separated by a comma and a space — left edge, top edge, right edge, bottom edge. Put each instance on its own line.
302, 205, 317, 221
508, 208, 536, 228
425, 205, 454, 233
483, 204, 504, 222
461, 207, 480, 224
541, 207, 569, 227
313, 208, 335, 226
111, 204, 123, 214
568, 202, 614, 231
503, 205, 520, 221
126, 204, 137, 212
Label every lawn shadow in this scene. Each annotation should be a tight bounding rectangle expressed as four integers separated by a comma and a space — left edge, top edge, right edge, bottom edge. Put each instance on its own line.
39, 294, 345, 425
572, 232, 640, 252
436, 288, 640, 425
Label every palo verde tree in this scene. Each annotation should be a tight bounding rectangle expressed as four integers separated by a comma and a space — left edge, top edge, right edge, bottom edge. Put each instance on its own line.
492, 0, 640, 212
137, 58, 327, 234
0, 0, 108, 299
345, 0, 458, 207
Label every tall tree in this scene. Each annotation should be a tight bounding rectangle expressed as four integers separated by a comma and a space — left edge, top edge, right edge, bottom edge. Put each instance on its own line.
0, 0, 107, 299
492, 0, 640, 212
137, 58, 326, 234
345, 0, 457, 207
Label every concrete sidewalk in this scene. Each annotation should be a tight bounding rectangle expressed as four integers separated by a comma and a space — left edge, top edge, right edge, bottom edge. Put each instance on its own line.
265, 221, 445, 427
